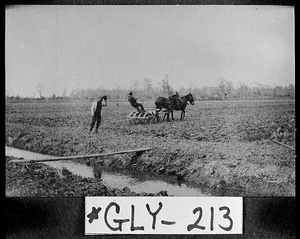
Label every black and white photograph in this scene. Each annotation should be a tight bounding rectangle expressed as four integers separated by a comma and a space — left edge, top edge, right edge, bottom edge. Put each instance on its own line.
5, 5, 295, 237
5, 5, 295, 198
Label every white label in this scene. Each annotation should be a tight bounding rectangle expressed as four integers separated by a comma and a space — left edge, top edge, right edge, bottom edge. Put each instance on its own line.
85, 197, 243, 235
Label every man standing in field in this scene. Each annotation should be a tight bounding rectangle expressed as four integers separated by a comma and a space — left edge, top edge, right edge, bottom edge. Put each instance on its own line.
128, 92, 145, 112
89, 96, 107, 134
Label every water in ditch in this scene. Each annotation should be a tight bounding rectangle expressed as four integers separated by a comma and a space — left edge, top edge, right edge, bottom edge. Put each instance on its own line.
6, 146, 210, 196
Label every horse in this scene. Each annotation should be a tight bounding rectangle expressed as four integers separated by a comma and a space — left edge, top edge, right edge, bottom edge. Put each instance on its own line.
155, 93, 194, 121
154, 97, 172, 121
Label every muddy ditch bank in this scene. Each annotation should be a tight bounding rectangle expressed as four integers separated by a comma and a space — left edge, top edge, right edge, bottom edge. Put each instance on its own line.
6, 147, 212, 197
6, 136, 295, 197
6, 155, 171, 197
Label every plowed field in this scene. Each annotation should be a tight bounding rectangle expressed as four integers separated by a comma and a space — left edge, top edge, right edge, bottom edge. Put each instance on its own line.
5, 100, 295, 196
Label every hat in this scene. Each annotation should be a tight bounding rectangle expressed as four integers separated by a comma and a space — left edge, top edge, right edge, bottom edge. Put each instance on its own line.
129, 92, 132, 95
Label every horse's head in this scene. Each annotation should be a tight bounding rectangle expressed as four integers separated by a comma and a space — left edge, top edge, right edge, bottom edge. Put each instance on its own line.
187, 93, 194, 105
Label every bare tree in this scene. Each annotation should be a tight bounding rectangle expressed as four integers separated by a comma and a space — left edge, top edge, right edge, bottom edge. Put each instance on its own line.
63, 89, 67, 98
216, 78, 233, 99
143, 78, 154, 99
161, 74, 174, 96
238, 82, 249, 98
36, 83, 44, 98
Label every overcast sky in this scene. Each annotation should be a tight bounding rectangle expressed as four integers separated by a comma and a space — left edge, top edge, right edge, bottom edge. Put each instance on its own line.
5, 5, 294, 97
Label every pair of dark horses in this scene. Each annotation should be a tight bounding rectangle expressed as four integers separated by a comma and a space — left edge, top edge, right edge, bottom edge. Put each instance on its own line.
155, 93, 194, 121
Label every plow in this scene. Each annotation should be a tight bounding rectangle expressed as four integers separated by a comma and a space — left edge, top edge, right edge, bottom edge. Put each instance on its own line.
127, 110, 158, 124
110, 109, 170, 125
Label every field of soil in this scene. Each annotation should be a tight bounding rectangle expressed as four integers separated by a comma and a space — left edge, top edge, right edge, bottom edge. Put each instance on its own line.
5, 99, 295, 196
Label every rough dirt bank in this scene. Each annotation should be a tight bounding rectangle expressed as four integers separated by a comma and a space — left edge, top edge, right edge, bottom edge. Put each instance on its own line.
6, 135, 295, 197
6, 156, 168, 197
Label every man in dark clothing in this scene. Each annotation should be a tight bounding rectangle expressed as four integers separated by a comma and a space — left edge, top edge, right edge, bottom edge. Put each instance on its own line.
128, 92, 145, 112
168, 92, 180, 109
89, 96, 107, 133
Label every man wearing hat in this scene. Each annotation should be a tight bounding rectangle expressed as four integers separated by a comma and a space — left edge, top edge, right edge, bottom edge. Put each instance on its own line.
89, 95, 107, 133
128, 92, 145, 112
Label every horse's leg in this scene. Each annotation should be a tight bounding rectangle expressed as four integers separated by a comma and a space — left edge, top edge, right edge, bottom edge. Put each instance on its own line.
171, 110, 174, 120
167, 112, 170, 122
163, 112, 168, 121
180, 110, 185, 121
163, 111, 170, 122
155, 108, 161, 122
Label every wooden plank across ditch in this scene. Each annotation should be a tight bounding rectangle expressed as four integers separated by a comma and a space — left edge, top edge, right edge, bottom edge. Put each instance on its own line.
8, 147, 153, 163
